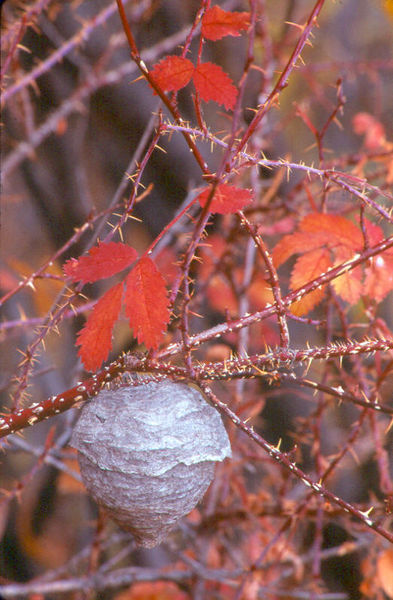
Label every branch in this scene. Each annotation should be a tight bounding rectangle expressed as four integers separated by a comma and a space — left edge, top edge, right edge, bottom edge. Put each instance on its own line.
199, 383, 393, 544
2, 335, 392, 439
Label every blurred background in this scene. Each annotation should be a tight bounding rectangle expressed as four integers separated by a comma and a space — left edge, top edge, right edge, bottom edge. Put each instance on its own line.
1, 1, 393, 598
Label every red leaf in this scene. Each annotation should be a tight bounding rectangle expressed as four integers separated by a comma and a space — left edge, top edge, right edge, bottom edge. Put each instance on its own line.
124, 256, 170, 349
77, 282, 123, 371
193, 62, 237, 110
198, 183, 253, 214
64, 242, 138, 284
202, 6, 250, 40
149, 55, 194, 93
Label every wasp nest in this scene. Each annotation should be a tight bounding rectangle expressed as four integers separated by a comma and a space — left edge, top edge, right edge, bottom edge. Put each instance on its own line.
71, 379, 231, 547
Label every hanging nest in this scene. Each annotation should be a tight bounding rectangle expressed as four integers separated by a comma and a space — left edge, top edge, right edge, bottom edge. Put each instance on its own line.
71, 379, 231, 547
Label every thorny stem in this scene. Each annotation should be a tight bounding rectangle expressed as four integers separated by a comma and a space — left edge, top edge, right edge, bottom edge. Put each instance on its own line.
2, 336, 393, 440
2, 0, 133, 105
238, 210, 290, 347
161, 233, 393, 357
198, 383, 393, 544
2, 22, 197, 179
116, 0, 210, 177
235, 0, 327, 156
161, 123, 393, 222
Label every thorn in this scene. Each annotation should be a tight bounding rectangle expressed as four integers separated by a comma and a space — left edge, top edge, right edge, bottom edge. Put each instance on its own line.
17, 304, 28, 321
26, 279, 36, 291
303, 357, 313, 377
155, 144, 167, 154
284, 20, 305, 32
360, 389, 370, 403
385, 417, 393, 434
251, 363, 268, 377
360, 506, 374, 518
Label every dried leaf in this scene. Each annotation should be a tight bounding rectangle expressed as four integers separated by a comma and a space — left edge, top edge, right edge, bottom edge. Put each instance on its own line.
64, 242, 137, 284
124, 256, 170, 349
77, 282, 123, 371
202, 6, 250, 41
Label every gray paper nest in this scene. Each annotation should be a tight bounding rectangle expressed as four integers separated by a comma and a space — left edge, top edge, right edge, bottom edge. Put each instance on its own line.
71, 380, 231, 547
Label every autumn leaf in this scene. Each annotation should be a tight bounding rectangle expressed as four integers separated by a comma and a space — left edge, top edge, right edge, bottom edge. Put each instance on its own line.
273, 214, 363, 314
332, 266, 363, 303
149, 57, 238, 110
273, 230, 324, 267
77, 282, 123, 371
273, 214, 363, 265
197, 183, 253, 214
75, 255, 171, 369
149, 55, 194, 92
124, 256, 170, 349
201, 6, 250, 40
273, 212, 362, 268
299, 213, 363, 247
193, 62, 238, 110
197, 234, 237, 315
64, 242, 138, 284
273, 213, 393, 313
289, 248, 331, 315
